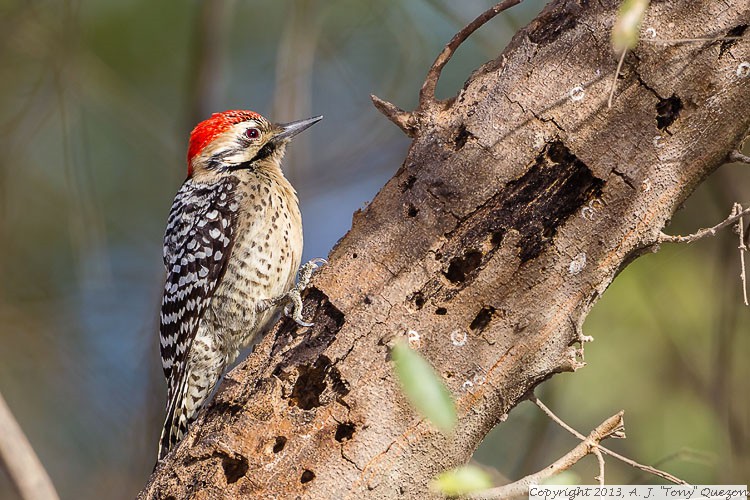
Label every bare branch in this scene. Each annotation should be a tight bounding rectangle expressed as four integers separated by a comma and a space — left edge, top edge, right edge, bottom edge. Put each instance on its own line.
418, 0, 523, 107
370, 94, 418, 137
729, 150, 750, 164
735, 204, 749, 306
593, 447, 606, 485
470, 412, 624, 500
0, 391, 59, 500
531, 396, 687, 485
657, 205, 750, 244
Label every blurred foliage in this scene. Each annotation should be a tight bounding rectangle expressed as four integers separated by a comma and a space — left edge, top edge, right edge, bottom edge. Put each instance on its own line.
612, 0, 650, 51
0, 1, 747, 499
392, 340, 457, 434
430, 464, 493, 496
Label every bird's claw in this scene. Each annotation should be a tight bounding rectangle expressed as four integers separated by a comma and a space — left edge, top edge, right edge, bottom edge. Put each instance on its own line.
282, 258, 327, 327
297, 258, 327, 289
283, 289, 313, 327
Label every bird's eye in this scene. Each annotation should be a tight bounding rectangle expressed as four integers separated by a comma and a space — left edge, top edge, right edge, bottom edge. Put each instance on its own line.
245, 128, 260, 140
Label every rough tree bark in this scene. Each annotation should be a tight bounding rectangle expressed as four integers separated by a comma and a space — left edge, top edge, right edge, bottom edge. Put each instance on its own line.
140, 0, 750, 498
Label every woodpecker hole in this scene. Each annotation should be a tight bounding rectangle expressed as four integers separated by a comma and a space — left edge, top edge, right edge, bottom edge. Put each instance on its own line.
221, 455, 249, 484
400, 174, 417, 192
720, 25, 747, 57
363, 295, 372, 305
352, 253, 358, 259
527, 8, 577, 44
656, 95, 682, 130
289, 355, 349, 410
289, 359, 329, 410
335, 422, 356, 442
546, 141, 570, 163
470, 306, 496, 332
444, 250, 483, 284
273, 436, 287, 453
435, 307, 447, 315
301, 470, 316, 483
409, 291, 425, 310
454, 124, 470, 150
405, 203, 418, 218
491, 229, 505, 248
434, 251, 443, 261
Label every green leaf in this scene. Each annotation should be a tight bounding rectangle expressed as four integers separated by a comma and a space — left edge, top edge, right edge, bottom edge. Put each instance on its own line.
612, 0, 650, 51
430, 465, 493, 497
391, 340, 457, 434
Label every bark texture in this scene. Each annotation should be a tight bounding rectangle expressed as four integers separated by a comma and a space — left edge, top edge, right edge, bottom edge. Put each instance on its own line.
141, 0, 750, 498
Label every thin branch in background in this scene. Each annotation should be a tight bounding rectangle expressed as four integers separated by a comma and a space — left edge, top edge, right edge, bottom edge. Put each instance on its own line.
734, 204, 749, 306
469, 412, 625, 500
0, 391, 59, 500
530, 396, 687, 485
654, 448, 716, 467
418, 0, 523, 107
657, 200, 750, 304
657, 204, 750, 244
272, 0, 320, 179
187, 0, 235, 127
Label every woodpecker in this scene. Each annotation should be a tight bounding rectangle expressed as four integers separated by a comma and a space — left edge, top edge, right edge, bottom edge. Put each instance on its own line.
158, 110, 323, 461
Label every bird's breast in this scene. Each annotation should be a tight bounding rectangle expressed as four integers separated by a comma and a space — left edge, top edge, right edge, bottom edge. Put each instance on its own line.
211, 176, 303, 332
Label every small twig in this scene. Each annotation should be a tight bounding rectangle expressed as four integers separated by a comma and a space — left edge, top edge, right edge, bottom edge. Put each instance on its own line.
470, 412, 624, 499
593, 447, 606, 485
0, 391, 60, 500
608, 49, 627, 108
419, 0, 523, 108
657, 205, 750, 244
734, 204, 749, 306
370, 94, 418, 137
729, 150, 750, 165
531, 396, 687, 485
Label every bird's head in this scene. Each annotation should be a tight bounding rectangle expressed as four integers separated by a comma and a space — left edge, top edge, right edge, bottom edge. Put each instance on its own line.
186, 110, 322, 178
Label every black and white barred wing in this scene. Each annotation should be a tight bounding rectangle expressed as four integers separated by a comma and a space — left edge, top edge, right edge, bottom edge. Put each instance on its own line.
159, 177, 239, 401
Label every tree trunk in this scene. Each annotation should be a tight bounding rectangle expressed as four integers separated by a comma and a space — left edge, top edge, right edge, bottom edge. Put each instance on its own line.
140, 0, 750, 498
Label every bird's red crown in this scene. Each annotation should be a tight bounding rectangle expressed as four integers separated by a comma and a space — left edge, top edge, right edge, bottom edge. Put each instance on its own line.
187, 110, 263, 175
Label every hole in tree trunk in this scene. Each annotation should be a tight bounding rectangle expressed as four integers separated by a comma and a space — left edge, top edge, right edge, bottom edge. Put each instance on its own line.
272, 436, 287, 453
335, 422, 355, 442
656, 95, 682, 130
221, 455, 248, 484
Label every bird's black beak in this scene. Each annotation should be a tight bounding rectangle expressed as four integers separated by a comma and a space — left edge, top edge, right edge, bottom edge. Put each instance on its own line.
272, 116, 323, 143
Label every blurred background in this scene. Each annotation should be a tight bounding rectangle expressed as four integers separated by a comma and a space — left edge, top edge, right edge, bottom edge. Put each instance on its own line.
0, 0, 747, 498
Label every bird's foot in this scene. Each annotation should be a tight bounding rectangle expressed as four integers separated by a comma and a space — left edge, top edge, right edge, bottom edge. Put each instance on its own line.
281, 258, 327, 327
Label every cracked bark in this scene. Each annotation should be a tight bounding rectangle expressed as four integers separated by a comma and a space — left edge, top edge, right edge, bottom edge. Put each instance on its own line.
140, 1, 750, 498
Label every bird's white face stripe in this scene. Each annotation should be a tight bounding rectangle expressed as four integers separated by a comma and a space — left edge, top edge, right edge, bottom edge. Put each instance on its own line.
193, 121, 266, 168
